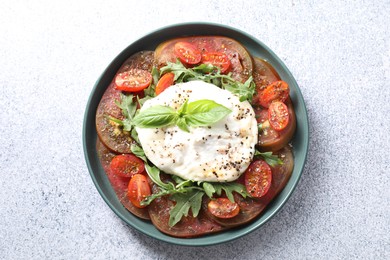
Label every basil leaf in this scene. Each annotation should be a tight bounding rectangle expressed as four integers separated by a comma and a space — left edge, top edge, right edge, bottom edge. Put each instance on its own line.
132, 105, 177, 128
185, 99, 231, 126
177, 99, 189, 115
176, 117, 190, 132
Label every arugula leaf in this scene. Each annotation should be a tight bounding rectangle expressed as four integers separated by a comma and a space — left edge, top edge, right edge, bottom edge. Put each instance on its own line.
222, 76, 256, 102
132, 106, 178, 128
160, 60, 256, 102
169, 190, 204, 227
211, 182, 249, 202
143, 67, 159, 97
144, 164, 174, 190
108, 94, 137, 132
130, 144, 147, 162
202, 182, 216, 198
130, 128, 140, 144
255, 151, 283, 167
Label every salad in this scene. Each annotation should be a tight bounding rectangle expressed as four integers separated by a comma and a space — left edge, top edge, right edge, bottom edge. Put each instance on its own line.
95, 36, 296, 237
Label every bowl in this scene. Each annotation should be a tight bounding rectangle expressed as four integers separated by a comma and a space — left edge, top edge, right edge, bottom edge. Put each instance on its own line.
83, 22, 309, 246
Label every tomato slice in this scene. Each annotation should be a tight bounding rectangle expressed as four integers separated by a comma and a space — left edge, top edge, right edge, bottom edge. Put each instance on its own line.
128, 174, 151, 208
109, 154, 145, 178
208, 198, 240, 219
268, 101, 289, 131
174, 42, 201, 65
155, 72, 175, 95
115, 68, 152, 92
201, 52, 231, 73
258, 81, 289, 108
245, 160, 272, 198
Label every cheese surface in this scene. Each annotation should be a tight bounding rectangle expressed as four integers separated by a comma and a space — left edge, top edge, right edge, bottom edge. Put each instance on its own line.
136, 81, 258, 182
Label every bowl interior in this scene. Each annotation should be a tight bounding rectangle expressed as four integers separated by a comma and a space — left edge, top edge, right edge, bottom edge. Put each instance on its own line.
83, 22, 309, 246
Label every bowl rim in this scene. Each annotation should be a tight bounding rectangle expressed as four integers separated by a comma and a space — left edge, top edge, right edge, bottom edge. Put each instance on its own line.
83, 22, 309, 246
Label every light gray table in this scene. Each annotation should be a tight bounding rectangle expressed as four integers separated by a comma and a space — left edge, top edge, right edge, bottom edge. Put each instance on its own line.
1, 1, 388, 259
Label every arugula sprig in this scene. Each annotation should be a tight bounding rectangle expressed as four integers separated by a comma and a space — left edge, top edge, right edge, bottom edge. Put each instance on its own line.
132, 99, 231, 132
160, 60, 256, 102
255, 150, 283, 167
142, 164, 249, 227
106, 93, 141, 143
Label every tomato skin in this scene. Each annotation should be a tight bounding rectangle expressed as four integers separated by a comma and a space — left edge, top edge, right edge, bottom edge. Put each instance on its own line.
244, 160, 272, 198
115, 68, 152, 92
201, 52, 231, 73
258, 81, 289, 108
109, 154, 145, 178
208, 198, 240, 219
174, 42, 202, 65
155, 72, 175, 95
128, 174, 151, 208
268, 101, 289, 131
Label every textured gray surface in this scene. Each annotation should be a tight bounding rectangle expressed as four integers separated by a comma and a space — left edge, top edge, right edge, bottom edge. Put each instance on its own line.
1, 0, 389, 259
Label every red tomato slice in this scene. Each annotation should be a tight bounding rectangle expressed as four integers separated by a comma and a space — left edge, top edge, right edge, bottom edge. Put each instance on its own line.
208, 198, 240, 219
174, 42, 201, 65
258, 80, 289, 108
201, 52, 231, 73
115, 68, 152, 92
128, 174, 151, 208
109, 154, 145, 178
268, 101, 289, 131
245, 160, 272, 198
155, 72, 175, 95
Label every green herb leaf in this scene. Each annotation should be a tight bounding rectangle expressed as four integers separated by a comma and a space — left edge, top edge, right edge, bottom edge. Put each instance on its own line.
130, 128, 140, 144
133, 99, 231, 132
132, 106, 177, 128
143, 67, 158, 97
255, 151, 283, 167
144, 164, 174, 190
159, 60, 256, 101
222, 76, 256, 102
176, 117, 190, 132
109, 93, 138, 131
130, 144, 147, 162
202, 182, 216, 198
185, 99, 231, 126
169, 190, 204, 227
211, 182, 249, 202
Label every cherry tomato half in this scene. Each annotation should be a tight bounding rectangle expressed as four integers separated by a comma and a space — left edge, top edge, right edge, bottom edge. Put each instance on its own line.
245, 160, 272, 198
268, 101, 290, 131
208, 198, 240, 219
201, 52, 231, 73
109, 154, 145, 178
155, 72, 175, 95
115, 68, 152, 92
258, 80, 289, 108
128, 174, 151, 208
174, 42, 201, 65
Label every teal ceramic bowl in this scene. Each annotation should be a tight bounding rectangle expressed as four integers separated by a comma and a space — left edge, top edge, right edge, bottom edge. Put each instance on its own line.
83, 22, 309, 246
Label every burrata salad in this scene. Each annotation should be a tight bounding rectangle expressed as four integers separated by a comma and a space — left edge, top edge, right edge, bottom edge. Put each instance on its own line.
95, 36, 296, 237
